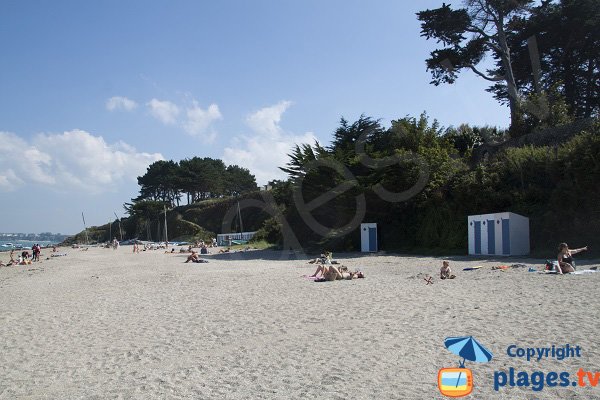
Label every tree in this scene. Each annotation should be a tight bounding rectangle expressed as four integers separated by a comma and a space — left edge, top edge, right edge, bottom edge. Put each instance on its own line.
417, 1, 534, 133
123, 200, 169, 240
488, 0, 600, 119
136, 160, 181, 206
223, 165, 257, 197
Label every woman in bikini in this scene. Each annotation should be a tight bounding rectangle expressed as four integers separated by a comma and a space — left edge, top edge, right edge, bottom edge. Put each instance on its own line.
557, 243, 588, 274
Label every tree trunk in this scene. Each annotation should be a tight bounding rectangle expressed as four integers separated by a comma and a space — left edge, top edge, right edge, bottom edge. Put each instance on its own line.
585, 58, 594, 118
496, 16, 521, 133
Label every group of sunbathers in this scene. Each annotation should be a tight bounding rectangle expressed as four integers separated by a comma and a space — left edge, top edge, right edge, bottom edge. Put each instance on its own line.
308, 251, 365, 282
0, 249, 35, 266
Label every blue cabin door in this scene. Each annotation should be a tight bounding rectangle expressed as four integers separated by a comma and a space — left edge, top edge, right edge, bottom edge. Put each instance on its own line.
502, 219, 510, 255
474, 221, 481, 254
487, 219, 496, 254
368, 227, 377, 252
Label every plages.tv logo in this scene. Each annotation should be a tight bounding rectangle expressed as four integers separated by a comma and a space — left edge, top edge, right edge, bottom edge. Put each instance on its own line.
438, 336, 493, 398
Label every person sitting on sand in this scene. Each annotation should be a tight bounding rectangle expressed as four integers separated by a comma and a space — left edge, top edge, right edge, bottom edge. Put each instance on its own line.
185, 252, 200, 263
440, 260, 456, 279
308, 251, 332, 265
184, 251, 208, 263
557, 243, 588, 274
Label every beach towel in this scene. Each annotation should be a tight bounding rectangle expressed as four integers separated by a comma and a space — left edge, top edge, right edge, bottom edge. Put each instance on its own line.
463, 266, 482, 271
539, 270, 596, 275
510, 263, 528, 268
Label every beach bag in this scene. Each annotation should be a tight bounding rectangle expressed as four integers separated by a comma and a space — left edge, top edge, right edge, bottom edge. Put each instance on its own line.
545, 260, 559, 271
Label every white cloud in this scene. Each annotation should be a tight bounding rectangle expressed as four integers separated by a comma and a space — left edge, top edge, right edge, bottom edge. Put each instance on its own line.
0, 130, 163, 193
222, 101, 316, 185
106, 96, 138, 112
147, 99, 180, 124
246, 100, 292, 137
183, 102, 222, 140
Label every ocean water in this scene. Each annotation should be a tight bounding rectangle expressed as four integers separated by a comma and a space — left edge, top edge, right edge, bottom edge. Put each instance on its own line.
0, 240, 57, 252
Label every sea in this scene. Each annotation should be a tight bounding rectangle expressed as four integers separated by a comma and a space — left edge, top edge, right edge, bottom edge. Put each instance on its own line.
0, 240, 58, 252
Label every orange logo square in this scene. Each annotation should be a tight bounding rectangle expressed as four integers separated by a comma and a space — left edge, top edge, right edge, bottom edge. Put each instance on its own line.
438, 368, 473, 397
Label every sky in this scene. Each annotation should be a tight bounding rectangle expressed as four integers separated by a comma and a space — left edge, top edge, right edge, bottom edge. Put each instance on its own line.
0, 0, 510, 235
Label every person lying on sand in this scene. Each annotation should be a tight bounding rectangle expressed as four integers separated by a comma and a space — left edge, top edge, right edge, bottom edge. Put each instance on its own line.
311, 264, 365, 281
219, 247, 231, 253
440, 260, 456, 280
338, 266, 365, 280
310, 263, 331, 278
313, 264, 342, 281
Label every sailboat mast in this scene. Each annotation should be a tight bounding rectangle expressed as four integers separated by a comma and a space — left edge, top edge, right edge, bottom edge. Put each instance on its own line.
114, 212, 123, 241
237, 201, 244, 234
81, 212, 89, 245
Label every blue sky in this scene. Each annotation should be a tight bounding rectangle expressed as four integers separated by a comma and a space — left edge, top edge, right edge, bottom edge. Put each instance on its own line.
0, 0, 509, 234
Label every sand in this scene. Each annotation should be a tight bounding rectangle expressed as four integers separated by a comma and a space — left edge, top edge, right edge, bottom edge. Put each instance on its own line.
0, 246, 599, 399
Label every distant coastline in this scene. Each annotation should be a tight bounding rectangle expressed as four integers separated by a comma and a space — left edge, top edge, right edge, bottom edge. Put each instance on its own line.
0, 232, 69, 251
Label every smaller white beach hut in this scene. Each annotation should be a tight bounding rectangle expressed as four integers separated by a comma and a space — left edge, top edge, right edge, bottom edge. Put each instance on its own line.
360, 223, 378, 252
468, 212, 529, 256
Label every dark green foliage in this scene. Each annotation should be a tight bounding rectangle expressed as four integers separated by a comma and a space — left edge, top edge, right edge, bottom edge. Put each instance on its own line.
133, 157, 257, 207
417, 1, 533, 131
488, 0, 600, 120
181, 191, 270, 235
267, 114, 600, 257
250, 218, 283, 247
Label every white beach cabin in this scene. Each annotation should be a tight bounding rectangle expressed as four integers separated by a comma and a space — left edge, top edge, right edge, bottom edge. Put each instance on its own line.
360, 223, 378, 252
468, 212, 530, 256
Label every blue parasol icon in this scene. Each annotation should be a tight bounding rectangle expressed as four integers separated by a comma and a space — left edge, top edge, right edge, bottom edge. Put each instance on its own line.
444, 336, 493, 388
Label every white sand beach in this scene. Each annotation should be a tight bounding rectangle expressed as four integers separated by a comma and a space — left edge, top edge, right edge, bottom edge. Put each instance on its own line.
1, 246, 599, 399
